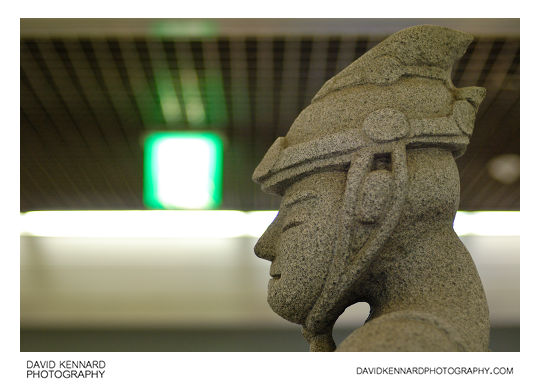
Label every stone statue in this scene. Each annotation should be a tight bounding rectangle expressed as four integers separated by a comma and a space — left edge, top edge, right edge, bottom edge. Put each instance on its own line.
252, 25, 490, 352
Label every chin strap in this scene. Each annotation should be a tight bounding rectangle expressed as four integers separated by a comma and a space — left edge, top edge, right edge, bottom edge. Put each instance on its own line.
302, 329, 336, 352
302, 141, 409, 351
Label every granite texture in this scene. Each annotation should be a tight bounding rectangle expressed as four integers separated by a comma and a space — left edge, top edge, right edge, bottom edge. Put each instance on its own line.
253, 25, 489, 352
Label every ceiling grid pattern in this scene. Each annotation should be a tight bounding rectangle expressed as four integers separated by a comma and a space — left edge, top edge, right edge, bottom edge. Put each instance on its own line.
20, 32, 520, 212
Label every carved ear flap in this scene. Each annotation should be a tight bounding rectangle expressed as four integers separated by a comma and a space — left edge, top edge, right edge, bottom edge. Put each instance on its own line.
304, 143, 408, 339
344, 152, 395, 225
356, 166, 394, 224
353, 108, 409, 224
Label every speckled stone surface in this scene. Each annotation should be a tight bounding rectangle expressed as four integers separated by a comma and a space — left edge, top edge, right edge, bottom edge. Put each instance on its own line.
253, 25, 489, 352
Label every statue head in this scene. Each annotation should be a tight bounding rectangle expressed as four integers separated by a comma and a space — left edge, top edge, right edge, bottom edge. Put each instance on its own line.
252, 25, 485, 351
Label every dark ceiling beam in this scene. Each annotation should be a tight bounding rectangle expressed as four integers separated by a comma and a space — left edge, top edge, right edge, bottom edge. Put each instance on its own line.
21, 18, 520, 39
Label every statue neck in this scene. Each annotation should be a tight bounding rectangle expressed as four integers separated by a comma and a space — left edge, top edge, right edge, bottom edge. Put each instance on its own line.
357, 219, 489, 348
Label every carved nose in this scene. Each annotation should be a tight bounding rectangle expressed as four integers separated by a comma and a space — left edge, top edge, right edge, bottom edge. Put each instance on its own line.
254, 221, 279, 262
455, 86, 486, 110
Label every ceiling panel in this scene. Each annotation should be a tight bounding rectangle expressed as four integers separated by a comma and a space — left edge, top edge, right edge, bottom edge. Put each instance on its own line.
20, 19, 520, 212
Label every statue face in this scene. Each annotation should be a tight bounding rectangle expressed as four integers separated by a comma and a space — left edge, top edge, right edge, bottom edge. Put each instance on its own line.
254, 171, 347, 324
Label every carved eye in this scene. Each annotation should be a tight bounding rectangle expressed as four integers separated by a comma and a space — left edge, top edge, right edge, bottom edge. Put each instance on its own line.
282, 220, 304, 233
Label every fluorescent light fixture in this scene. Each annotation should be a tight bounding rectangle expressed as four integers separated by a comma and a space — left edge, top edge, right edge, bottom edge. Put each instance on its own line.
453, 211, 520, 236
20, 211, 518, 239
245, 211, 278, 238
144, 132, 223, 209
20, 211, 246, 238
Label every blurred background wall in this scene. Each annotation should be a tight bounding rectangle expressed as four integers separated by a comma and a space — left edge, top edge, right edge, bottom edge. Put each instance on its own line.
20, 18, 520, 351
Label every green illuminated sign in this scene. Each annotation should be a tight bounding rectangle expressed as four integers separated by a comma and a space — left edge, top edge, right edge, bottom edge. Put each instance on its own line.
150, 20, 218, 38
143, 132, 223, 209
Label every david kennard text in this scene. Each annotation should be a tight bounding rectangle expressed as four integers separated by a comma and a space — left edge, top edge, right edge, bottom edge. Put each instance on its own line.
27, 360, 106, 379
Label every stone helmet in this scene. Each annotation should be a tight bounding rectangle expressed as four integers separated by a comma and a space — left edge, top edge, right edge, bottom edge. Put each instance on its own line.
253, 24, 485, 196
252, 25, 486, 349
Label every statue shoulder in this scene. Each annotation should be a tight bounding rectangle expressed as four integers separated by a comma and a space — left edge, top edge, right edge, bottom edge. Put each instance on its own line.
336, 311, 468, 352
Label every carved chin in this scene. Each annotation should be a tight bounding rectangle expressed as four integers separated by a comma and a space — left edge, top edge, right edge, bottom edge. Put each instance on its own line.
267, 278, 315, 325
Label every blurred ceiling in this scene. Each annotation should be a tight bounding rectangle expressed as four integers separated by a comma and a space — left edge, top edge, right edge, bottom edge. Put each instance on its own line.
20, 18, 520, 212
